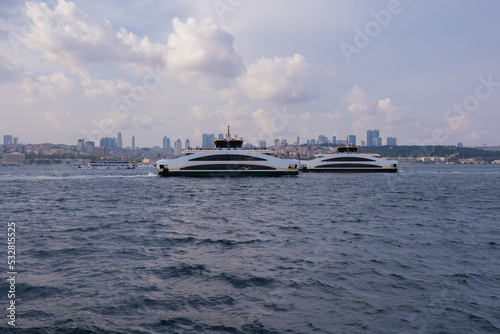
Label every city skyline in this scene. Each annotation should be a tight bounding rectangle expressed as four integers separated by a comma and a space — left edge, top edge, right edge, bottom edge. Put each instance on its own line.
1, 1, 500, 147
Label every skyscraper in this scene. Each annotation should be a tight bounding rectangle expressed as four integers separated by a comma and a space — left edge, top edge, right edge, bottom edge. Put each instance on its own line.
202, 134, 215, 149
387, 137, 397, 146
132, 136, 136, 150
331, 136, 337, 145
85, 141, 95, 154
117, 132, 123, 148
318, 135, 328, 144
366, 129, 380, 146
185, 139, 191, 150
99, 137, 116, 147
296, 136, 300, 146
4, 135, 12, 145
174, 139, 182, 155
348, 135, 356, 146
163, 136, 170, 150
77, 139, 85, 152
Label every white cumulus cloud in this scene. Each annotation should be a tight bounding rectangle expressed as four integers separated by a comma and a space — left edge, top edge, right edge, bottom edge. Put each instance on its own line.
343, 84, 412, 133
238, 54, 316, 103
22, 72, 74, 100
22, 0, 167, 75
166, 17, 244, 82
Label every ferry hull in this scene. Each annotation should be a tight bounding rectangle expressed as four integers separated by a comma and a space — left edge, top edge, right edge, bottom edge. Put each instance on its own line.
158, 169, 298, 177
302, 167, 398, 173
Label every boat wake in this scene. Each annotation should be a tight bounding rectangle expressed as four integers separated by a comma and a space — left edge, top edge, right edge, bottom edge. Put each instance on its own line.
0, 173, 157, 181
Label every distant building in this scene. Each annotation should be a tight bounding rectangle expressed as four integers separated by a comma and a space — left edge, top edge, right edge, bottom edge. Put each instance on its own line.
457, 142, 464, 148
93, 147, 107, 158
274, 139, 279, 146
13, 137, 18, 145
185, 139, 191, 150
318, 135, 328, 144
117, 132, 123, 148
259, 140, 266, 148
163, 136, 170, 150
366, 129, 380, 146
387, 137, 397, 146
4, 135, 13, 145
100, 137, 117, 147
15, 145, 25, 154
218, 133, 224, 140
202, 134, 215, 149
373, 137, 382, 146
85, 141, 95, 154
331, 136, 337, 145
360, 140, 366, 146
337, 139, 346, 146
77, 139, 85, 152
348, 135, 356, 146
3, 152, 25, 164
174, 139, 182, 156
310, 139, 316, 145
296, 136, 300, 146
0, 145, 3, 157
132, 136, 135, 150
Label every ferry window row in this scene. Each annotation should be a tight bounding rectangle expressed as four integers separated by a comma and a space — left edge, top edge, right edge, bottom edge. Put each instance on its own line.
317, 164, 381, 168
321, 157, 375, 162
180, 164, 276, 170
189, 154, 267, 161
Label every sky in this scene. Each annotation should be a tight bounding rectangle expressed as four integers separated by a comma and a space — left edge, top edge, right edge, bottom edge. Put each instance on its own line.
1, 0, 499, 148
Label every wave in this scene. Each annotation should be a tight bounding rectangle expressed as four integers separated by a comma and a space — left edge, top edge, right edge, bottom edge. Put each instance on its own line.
0, 173, 156, 181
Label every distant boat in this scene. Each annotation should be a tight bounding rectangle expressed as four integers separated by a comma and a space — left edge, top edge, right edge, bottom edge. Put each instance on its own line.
156, 126, 299, 177
301, 141, 398, 173
0, 162, 21, 167
79, 161, 135, 169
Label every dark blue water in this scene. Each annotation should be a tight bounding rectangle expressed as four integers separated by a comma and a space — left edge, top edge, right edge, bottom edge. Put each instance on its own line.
1, 164, 499, 333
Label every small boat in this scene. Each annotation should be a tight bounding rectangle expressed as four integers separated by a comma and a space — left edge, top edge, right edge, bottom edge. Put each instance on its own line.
301, 140, 398, 173
79, 161, 135, 169
156, 126, 299, 177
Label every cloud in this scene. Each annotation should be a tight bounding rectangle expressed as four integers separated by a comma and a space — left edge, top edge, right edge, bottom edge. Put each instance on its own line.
325, 110, 342, 120
0, 54, 23, 82
83, 79, 134, 98
238, 54, 317, 103
343, 84, 412, 133
22, 72, 74, 100
22, 0, 167, 74
166, 17, 244, 82
0, 0, 19, 19
133, 115, 154, 130
187, 105, 213, 121
343, 84, 373, 115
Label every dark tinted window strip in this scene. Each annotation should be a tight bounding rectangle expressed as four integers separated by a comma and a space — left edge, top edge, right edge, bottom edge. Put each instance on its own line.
180, 164, 276, 171
322, 157, 375, 162
316, 164, 382, 168
189, 154, 267, 161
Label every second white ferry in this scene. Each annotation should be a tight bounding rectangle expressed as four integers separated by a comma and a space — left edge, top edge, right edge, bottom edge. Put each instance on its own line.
302, 141, 398, 173
156, 127, 299, 177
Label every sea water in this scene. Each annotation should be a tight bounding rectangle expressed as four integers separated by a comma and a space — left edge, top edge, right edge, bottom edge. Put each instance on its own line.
1, 164, 499, 333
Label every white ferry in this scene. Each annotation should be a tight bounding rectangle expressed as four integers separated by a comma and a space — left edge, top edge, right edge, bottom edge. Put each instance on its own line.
79, 161, 135, 169
302, 142, 398, 173
156, 127, 299, 177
